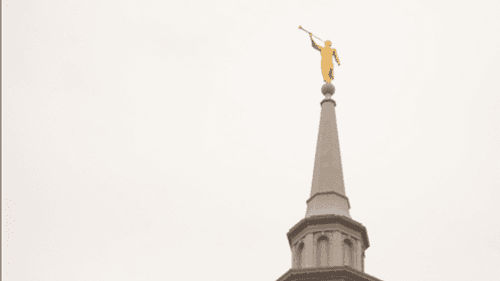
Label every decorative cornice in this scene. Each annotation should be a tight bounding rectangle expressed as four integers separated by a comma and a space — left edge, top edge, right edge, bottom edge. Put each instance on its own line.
276, 266, 383, 281
287, 214, 369, 249
306, 191, 351, 209
321, 98, 336, 106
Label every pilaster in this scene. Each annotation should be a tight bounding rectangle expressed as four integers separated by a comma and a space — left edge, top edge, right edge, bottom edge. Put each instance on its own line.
331, 230, 343, 266
356, 238, 363, 271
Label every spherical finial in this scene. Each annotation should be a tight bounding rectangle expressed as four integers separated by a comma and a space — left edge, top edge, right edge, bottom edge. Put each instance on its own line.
321, 83, 335, 96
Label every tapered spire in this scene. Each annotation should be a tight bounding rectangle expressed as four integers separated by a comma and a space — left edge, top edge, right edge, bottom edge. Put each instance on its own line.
276, 82, 381, 281
306, 83, 351, 218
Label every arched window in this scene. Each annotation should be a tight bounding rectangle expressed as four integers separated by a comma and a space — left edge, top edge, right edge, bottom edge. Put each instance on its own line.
343, 239, 354, 267
316, 236, 329, 267
296, 243, 305, 268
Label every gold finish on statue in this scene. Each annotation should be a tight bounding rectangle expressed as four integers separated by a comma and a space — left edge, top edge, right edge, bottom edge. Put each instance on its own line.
299, 26, 341, 83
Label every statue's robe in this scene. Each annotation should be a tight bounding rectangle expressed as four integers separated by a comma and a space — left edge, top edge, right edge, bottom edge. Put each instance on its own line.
321, 49, 334, 83
311, 39, 340, 83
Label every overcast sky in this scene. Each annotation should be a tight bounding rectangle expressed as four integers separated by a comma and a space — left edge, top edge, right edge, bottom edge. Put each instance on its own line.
3, 0, 500, 280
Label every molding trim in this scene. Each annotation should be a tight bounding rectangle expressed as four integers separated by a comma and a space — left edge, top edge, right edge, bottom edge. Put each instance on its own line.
306, 191, 351, 209
287, 214, 370, 249
321, 99, 337, 106
276, 266, 383, 281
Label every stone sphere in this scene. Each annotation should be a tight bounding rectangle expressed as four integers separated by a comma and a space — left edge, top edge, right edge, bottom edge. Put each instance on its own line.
321, 83, 335, 96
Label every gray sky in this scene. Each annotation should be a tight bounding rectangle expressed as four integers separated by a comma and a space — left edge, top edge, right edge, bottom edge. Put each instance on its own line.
3, 0, 500, 280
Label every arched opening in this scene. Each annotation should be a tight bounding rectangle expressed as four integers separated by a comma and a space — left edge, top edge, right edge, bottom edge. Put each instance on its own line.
296, 243, 305, 268
316, 236, 329, 267
343, 239, 354, 267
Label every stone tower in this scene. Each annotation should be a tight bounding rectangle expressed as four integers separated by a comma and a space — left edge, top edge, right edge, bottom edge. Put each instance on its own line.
276, 83, 383, 281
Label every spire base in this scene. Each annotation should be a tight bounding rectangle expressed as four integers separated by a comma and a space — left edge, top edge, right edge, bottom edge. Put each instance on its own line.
305, 192, 351, 218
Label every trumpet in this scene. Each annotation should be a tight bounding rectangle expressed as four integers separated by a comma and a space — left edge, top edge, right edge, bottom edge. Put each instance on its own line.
298, 25, 324, 43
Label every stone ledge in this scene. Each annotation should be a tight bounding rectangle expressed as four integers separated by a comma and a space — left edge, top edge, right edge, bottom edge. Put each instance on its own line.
276, 266, 383, 281
306, 191, 351, 209
287, 214, 369, 249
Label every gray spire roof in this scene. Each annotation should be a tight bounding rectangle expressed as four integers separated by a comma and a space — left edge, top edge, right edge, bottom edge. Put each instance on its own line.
306, 84, 351, 218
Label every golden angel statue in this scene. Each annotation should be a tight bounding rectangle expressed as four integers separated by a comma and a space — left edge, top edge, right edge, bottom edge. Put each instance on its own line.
309, 33, 340, 83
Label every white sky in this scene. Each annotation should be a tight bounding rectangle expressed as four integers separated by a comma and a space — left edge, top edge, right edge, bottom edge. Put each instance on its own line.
3, 0, 500, 280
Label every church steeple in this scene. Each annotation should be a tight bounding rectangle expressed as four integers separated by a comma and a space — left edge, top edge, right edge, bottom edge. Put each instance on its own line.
275, 83, 383, 281
306, 83, 351, 219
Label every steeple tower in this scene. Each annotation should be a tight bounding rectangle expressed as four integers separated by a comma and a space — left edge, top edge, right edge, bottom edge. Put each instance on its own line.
307, 83, 350, 219
276, 84, 383, 281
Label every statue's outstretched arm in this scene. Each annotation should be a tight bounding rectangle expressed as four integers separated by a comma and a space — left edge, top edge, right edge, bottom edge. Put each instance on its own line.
333, 49, 341, 65
310, 34, 321, 51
